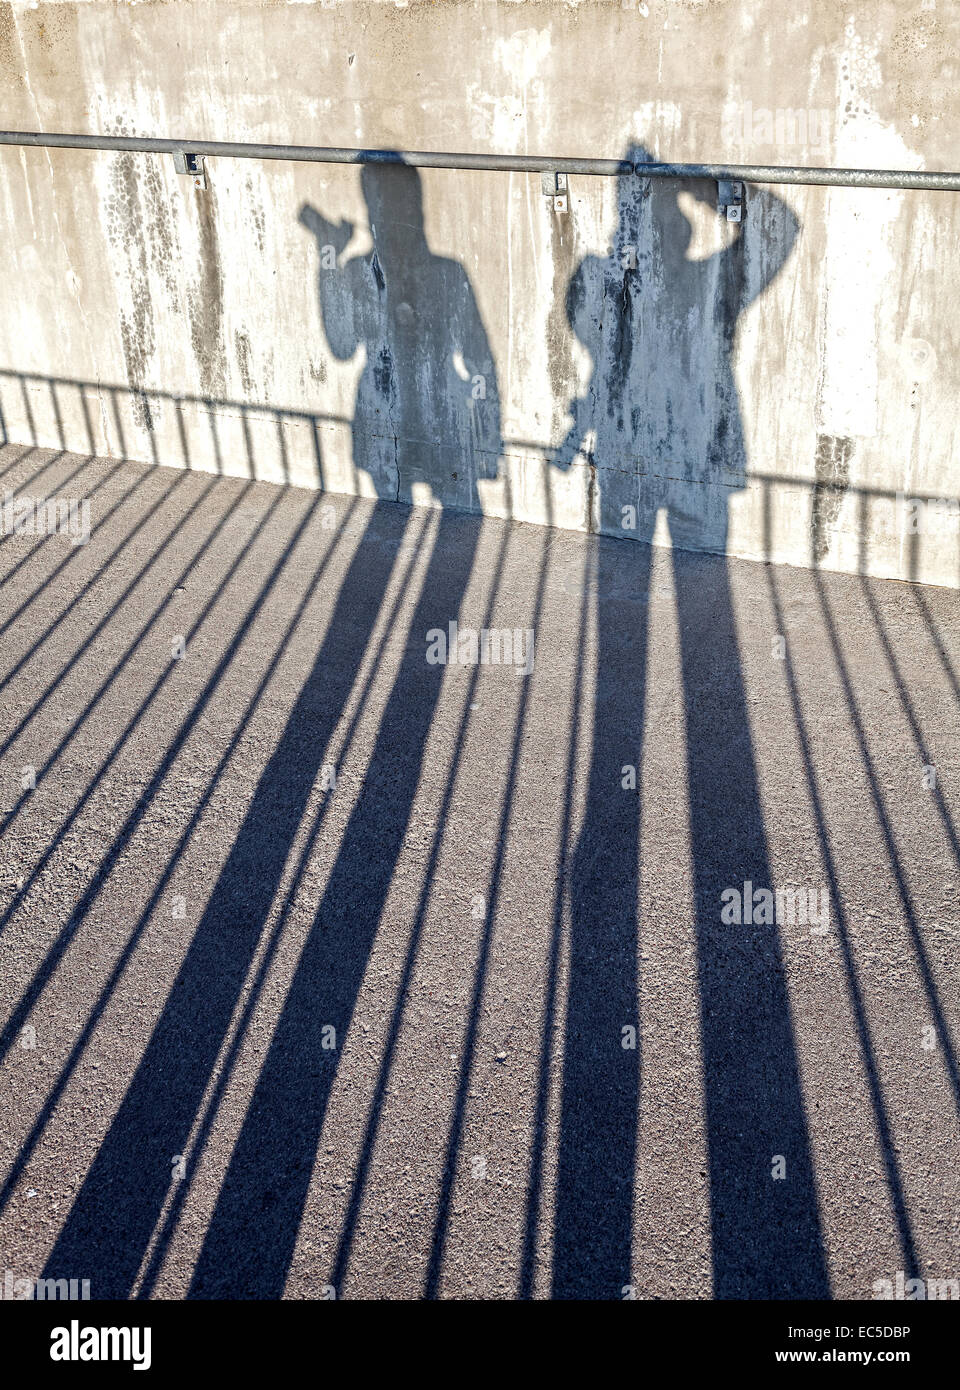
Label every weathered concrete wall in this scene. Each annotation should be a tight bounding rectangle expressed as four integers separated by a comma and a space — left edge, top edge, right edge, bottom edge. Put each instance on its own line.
1, 0, 958, 585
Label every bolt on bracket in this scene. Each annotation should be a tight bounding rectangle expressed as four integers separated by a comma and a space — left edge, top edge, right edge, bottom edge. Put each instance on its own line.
541, 169, 569, 213
717, 178, 742, 222
173, 150, 206, 190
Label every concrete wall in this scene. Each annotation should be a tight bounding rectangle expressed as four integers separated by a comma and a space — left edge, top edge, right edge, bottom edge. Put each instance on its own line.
1, 0, 958, 586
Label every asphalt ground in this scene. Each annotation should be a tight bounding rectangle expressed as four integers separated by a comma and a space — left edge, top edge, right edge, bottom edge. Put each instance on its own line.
0, 443, 957, 1300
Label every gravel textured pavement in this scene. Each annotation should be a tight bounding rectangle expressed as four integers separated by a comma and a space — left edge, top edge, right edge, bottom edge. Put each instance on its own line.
0, 444, 957, 1300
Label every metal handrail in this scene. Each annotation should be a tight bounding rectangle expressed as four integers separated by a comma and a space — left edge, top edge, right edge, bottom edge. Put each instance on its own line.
2, 131, 960, 190
0, 132, 631, 177
638, 162, 960, 191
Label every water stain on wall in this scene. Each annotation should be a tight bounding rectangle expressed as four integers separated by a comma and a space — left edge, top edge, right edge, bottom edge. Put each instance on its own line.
812, 432, 854, 563
234, 329, 255, 395
142, 157, 180, 303
105, 149, 157, 432
0, 4, 23, 90
105, 134, 226, 409
245, 174, 266, 253
103, 135, 196, 434
10, 0, 79, 84
546, 206, 580, 439
187, 187, 226, 399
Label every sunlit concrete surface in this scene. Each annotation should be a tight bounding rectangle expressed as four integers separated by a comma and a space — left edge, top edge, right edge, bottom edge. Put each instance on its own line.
0, 444, 957, 1300
3, 2, 960, 585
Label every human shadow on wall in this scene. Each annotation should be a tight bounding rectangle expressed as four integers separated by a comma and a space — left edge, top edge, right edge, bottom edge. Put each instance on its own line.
42, 163, 502, 1297
547, 144, 831, 1297
300, 164, 501, 504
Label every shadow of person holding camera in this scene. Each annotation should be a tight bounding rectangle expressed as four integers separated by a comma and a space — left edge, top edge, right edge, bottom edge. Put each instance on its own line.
299, 163, 501, 506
